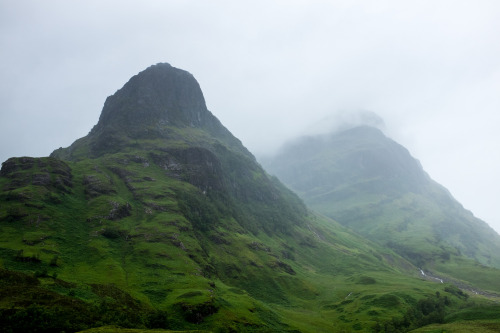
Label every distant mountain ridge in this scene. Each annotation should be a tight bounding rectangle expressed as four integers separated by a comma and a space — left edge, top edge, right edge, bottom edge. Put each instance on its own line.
268, 126, 431, 198
262, 125, 500, 286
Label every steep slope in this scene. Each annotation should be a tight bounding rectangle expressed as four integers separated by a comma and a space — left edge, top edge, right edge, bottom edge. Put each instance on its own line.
0, 65, 496, 332
262, 125, 500, 293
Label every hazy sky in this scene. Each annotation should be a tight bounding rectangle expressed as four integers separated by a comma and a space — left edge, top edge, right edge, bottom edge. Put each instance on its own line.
1, 1, 499, 233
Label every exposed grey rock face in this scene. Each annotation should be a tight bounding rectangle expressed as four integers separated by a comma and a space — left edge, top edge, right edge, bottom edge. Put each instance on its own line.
93, 63, 208, 132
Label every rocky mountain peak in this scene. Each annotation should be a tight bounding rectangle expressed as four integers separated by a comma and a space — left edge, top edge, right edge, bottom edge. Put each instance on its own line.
92, 63, 208, 132
52, 63, 250, 159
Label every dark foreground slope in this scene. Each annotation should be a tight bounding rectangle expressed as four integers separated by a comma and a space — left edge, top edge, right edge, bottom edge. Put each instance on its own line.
0, 65, 497, 332
262, 126, 500, 295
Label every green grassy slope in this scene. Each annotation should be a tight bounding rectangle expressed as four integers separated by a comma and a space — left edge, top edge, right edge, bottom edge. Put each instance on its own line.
261, 126, 500, 295
1, 64, 499, 332
0, 148, 434, 332
2, 135, 499, 332
410, 305, 500, 332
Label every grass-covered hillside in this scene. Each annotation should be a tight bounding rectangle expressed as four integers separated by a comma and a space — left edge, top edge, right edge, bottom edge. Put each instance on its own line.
2, 151, 497, 332
1, 64, 499, 332
261, 126, 500, 297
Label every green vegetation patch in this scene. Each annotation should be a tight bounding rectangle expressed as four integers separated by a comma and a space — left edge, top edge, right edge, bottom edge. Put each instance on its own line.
369, 294, 401, 308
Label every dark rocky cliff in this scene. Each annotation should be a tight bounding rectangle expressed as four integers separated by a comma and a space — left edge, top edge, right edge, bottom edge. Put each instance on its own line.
52, 63, 250, 160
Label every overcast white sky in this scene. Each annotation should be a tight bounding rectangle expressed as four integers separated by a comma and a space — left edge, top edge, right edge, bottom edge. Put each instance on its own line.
1, 1, 499, 234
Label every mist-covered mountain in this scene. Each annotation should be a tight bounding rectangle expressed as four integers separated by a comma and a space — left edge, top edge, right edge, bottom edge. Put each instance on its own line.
262, 125, 500, 291
1, 64, 499, 332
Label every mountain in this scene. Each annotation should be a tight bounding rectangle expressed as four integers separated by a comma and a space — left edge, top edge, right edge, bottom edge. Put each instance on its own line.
51, 63, 250, 160
0, 64, 499, 332
262, 125, 500, 294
